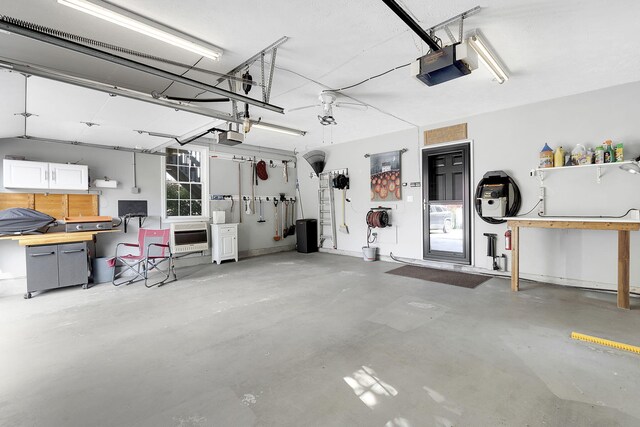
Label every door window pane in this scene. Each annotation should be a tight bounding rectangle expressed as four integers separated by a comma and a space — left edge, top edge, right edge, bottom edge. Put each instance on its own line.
429, 203, 463, 253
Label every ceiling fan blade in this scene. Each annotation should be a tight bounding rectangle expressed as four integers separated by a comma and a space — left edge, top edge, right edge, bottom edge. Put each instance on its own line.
286, 104, 320, 113
334, 102, 368, 111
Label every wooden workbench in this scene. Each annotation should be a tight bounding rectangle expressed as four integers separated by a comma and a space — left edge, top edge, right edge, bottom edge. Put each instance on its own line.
506, 217, 640, 309
0, 229, 119, 246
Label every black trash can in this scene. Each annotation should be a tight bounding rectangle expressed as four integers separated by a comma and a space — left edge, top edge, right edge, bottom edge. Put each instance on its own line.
296, 219, 318, 253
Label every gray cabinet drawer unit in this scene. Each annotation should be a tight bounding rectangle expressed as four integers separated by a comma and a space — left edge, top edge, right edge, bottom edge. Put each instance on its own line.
26, 245, 59, 293
25, 242, 90, 299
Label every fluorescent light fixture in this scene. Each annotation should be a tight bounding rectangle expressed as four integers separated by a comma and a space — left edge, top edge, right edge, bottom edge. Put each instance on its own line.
57, 0, 223, 60
468, 35, 508, 84
251, 122, 307, 137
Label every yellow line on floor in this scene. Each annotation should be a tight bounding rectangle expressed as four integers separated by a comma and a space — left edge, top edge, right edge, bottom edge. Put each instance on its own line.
571, 332, 640, 355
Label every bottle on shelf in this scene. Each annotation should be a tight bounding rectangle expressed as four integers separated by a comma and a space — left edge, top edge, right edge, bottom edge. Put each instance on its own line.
539, 143, 553, 168
554, 146, 564, 167
571, 144, 586, 165
595, 146, 604, 164
586, 148, 594, 164
603, 140, 614, 163
615, 143, 624, 162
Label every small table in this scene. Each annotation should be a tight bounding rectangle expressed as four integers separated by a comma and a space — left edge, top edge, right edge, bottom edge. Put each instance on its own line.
506, 217, 640, 309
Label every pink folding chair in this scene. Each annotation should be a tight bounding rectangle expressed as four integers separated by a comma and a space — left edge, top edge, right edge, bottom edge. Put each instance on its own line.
111, 229, 177, 288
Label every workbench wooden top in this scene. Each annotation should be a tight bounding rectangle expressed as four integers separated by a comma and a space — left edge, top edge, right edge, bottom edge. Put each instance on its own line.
0, 230, 120, 246
505, 217, 640, 231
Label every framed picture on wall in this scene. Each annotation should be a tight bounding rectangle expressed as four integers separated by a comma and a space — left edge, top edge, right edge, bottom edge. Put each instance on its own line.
370, 150, 401, 201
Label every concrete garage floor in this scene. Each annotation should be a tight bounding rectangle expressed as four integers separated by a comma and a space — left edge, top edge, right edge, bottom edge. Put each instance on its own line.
1, 252, 640, 427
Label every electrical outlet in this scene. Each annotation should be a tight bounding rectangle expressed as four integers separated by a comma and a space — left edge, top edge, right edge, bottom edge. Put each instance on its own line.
131, 187, 141, 194
538, 187, 545, 215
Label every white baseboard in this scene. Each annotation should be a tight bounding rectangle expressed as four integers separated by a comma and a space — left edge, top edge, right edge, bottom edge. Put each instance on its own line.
239, 245, 295, 258
319, 248, 640, 294
174, 245, 296, 268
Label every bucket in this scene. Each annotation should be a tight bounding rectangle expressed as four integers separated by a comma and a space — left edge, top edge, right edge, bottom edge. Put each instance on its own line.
362, 246, 377, 262
92, 257, 114, 284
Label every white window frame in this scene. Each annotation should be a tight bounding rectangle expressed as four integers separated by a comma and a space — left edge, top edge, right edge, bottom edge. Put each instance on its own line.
161, 144, 209, 222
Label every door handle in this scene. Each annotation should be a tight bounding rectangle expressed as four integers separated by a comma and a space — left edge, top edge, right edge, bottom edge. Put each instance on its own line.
31, 252, 55, 257
63, 249, 85, 254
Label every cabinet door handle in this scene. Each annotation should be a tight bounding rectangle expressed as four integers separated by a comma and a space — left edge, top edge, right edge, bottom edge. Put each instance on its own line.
52, 170, 56, 182
45, 170, 49, 181
30, 252, 55, 257
63, 249, 85, 254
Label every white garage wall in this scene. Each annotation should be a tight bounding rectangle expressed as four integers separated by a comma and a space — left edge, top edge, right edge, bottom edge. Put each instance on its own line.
0, 138, 297, 280
298, 80, 640, 292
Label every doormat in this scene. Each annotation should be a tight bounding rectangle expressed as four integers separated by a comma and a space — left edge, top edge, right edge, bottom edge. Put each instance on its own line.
385, 265, 491, 289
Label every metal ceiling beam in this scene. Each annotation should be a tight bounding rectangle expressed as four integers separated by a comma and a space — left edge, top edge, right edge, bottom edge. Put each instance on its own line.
2, 136, 167, 156
380, 0, 441, 51
0, 59, 238, 123
0, 59, 307, 153
0, 17, 285, 114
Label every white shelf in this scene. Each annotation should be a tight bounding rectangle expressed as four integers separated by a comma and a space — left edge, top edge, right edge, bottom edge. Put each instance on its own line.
532, 161, 632, 184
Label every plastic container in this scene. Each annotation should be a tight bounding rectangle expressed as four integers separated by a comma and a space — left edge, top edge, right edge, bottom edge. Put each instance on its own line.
554, 146, 564, 167
539, 143, 553, 168
603, 140, 614, 163
595, 146, 604, 164
362, 246, 377, 262
571, 144, 587, 165
585, 148, 594, 164
92, 257, 114, 284
211, 211, 225, 224
615, 143, 624, 162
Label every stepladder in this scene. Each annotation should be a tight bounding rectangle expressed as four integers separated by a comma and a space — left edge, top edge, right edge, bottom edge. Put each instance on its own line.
318, 172, 337, 249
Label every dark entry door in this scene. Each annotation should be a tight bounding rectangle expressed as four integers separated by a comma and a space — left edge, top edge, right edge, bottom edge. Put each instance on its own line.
422, 144, 471, 264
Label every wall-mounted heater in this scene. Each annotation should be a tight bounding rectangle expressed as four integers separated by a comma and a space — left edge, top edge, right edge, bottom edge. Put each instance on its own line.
170, 222, 209, 253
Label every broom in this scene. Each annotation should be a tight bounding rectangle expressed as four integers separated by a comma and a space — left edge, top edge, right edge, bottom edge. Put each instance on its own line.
339, 189, 349, 234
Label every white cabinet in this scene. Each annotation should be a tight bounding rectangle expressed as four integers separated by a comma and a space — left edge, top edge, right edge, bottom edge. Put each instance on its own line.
49, 163, 88, 190
211, 223, 238, 264
2, 159, 88, 190
3, 160, 49, 189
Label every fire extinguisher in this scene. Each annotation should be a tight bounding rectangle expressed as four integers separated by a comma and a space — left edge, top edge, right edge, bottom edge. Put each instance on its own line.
505, 229, 512, 250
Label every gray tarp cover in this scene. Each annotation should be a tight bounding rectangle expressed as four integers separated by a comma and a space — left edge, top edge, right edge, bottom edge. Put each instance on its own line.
0, 208, 56, 235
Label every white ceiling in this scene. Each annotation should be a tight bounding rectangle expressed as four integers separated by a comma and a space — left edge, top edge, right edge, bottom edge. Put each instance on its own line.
1, 0, 640, 152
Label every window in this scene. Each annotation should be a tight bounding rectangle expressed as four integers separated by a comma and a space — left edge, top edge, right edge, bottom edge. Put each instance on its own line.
162, 146, 208, 220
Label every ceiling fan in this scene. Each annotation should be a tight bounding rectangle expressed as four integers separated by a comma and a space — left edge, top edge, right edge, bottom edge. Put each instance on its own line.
287, 91, 367, 125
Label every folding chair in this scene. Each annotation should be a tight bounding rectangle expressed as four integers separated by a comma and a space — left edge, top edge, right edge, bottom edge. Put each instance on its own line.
111, 229, 177, 287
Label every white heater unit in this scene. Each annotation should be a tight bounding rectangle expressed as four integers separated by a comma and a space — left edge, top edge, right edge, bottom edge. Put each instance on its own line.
170, 222, 209, 253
